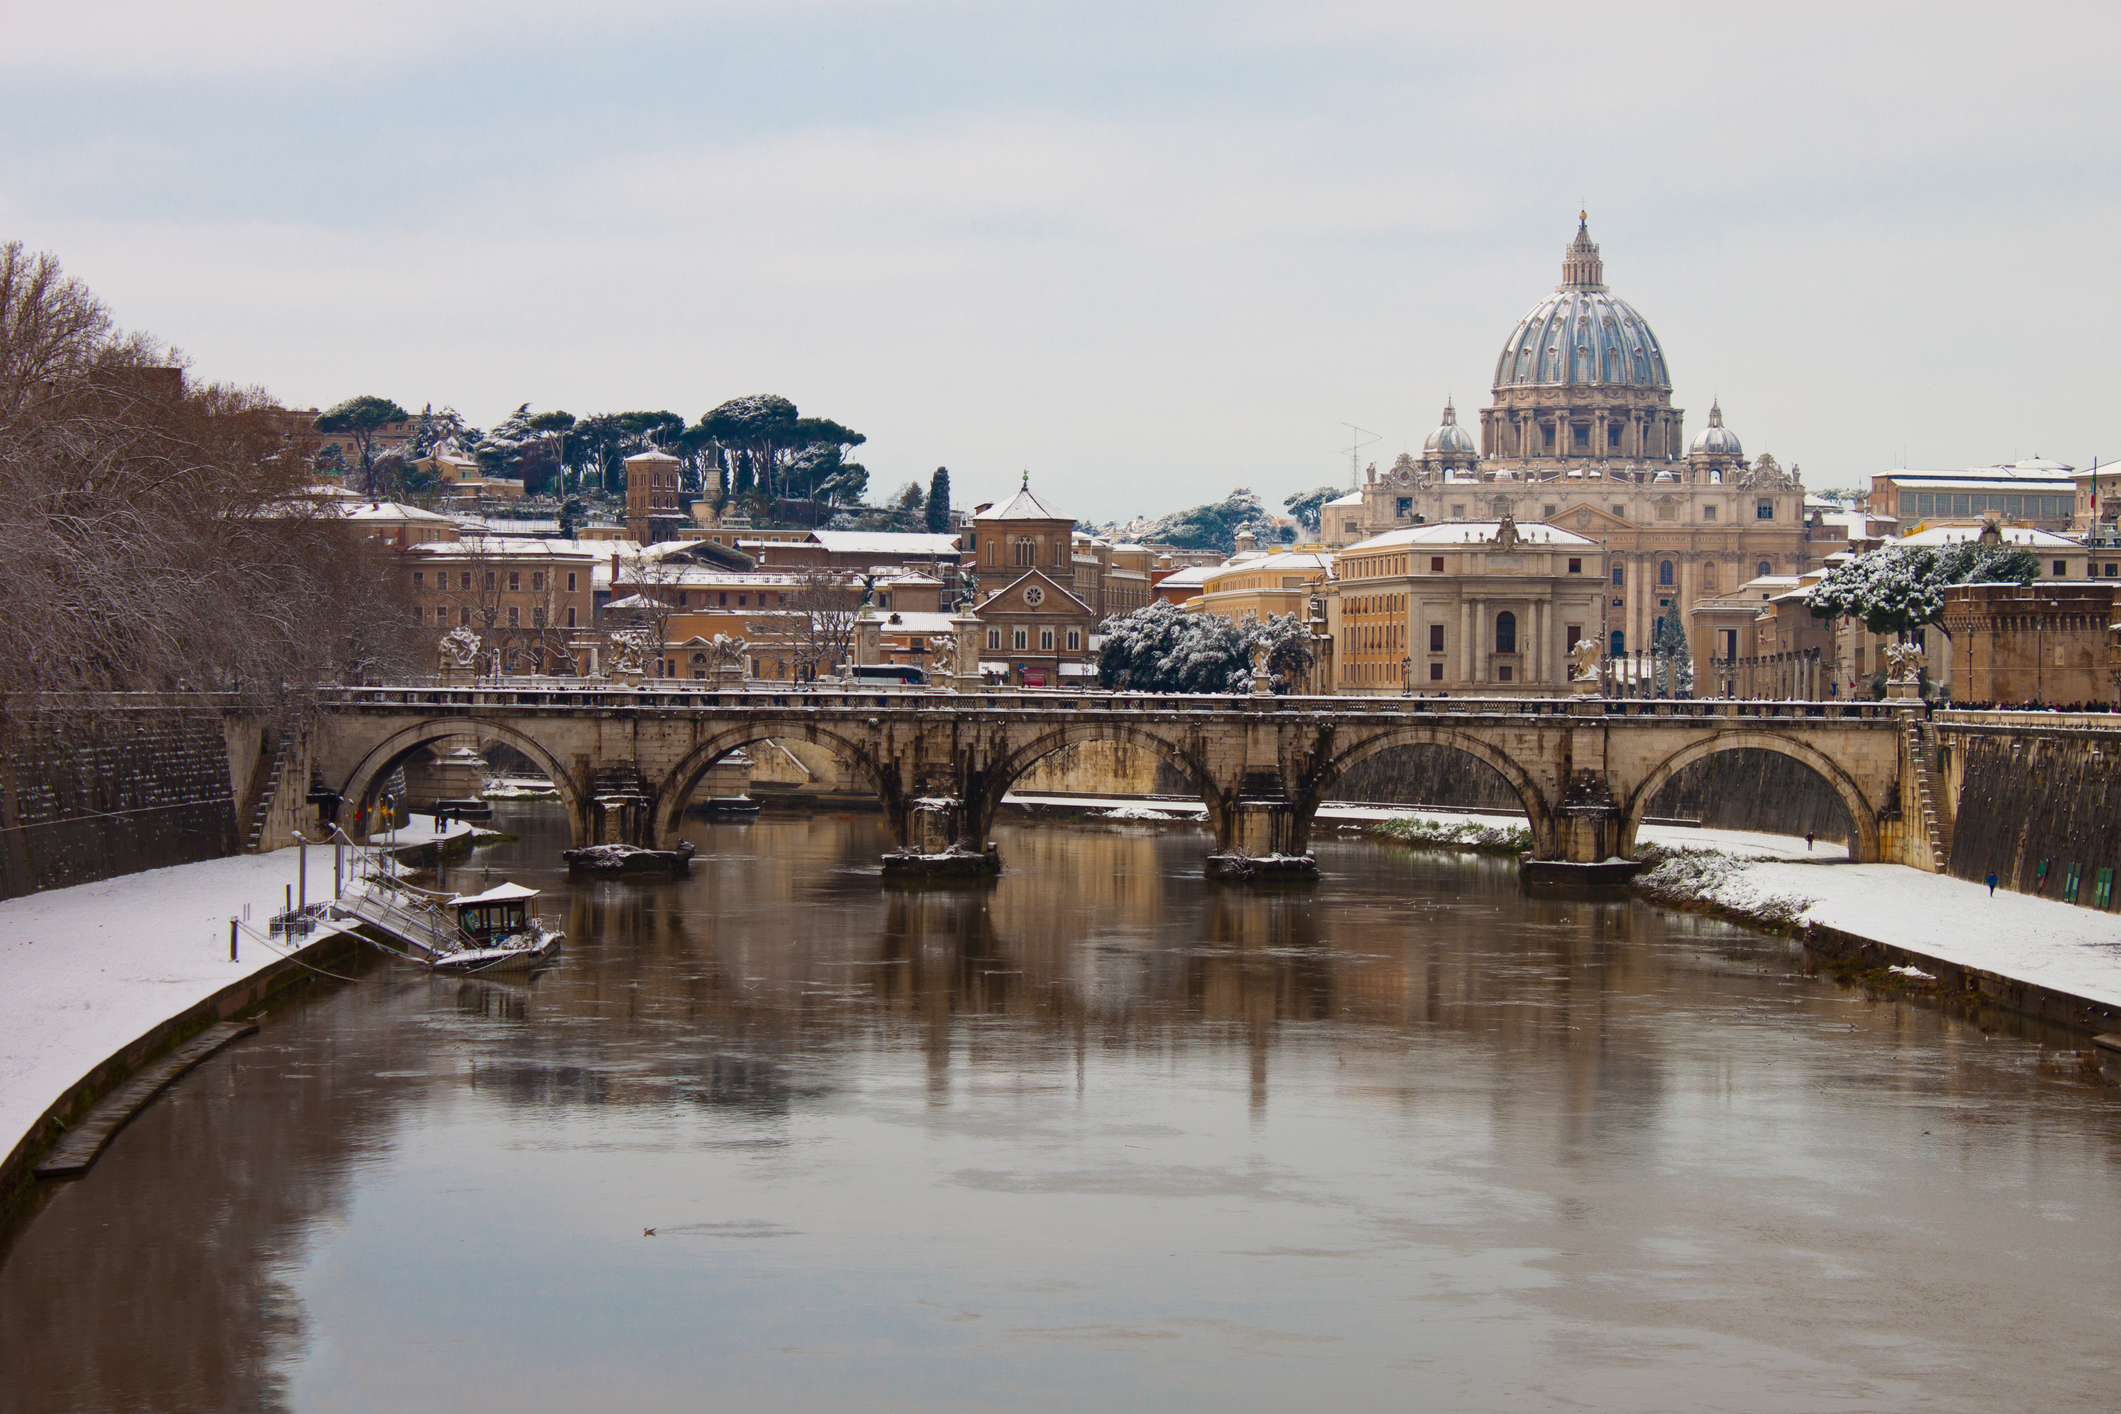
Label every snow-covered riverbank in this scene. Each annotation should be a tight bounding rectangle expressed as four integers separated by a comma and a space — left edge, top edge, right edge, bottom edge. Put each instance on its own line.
1008, 792, 2119, 1013
0, 816, 481, 1169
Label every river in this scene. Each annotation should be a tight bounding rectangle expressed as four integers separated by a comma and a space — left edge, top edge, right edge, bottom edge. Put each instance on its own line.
3, 804, 2118, 1413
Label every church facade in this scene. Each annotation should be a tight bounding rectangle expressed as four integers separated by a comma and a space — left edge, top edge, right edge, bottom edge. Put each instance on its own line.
1332, 218, 1822, 659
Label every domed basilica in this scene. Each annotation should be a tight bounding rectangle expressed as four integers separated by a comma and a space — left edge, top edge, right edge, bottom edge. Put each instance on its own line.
1332, 216, 1820, 657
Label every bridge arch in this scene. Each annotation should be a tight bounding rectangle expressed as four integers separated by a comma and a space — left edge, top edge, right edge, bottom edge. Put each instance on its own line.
1622, 732, 1880, 863
649, 720, 888, 848
974, 722, 1221, 842
337, 718, 587, 844
1305, 725, 1560, 859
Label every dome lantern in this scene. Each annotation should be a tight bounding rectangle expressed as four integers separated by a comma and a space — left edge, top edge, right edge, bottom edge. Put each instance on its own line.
1687, 399, 1743, 462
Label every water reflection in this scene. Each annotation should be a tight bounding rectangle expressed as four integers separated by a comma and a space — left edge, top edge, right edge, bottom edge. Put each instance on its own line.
3, 805, 2119, 1414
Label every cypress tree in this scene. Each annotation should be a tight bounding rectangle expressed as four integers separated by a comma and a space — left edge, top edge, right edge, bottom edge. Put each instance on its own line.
925, 466, 952, 533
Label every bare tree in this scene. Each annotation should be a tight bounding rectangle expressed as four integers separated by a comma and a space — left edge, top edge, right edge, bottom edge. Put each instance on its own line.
788, 566, 857, 680
0, 241, 422, 736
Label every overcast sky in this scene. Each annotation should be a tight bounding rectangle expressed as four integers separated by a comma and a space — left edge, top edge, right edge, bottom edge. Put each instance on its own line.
4, 2, 2116, 520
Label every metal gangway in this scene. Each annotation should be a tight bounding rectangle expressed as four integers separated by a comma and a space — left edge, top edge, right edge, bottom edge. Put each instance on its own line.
315, 826, 483, 966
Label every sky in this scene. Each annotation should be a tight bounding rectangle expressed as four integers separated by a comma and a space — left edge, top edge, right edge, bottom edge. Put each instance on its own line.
3, 1, 2117, 521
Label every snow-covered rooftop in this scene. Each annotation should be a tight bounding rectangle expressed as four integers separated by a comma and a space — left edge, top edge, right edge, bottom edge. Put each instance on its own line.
982, 485, 1067, 521
1344, 521, 1597, 551
406, 537, 596, 559
449, 882, 540, 905
1898, 525, 2085, 549
809, 531, 965, 555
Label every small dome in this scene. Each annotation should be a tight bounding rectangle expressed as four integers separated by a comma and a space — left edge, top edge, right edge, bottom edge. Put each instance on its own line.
1688, 400, 1743, 459
1422, 399, 1478, 457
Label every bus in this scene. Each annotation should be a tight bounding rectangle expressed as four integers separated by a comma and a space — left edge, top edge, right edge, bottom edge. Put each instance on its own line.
851, 664, 928, 686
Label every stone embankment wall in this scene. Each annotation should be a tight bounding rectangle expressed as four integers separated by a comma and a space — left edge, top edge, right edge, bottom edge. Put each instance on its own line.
1943, 719, 2121, 912
0, 705, 248, 900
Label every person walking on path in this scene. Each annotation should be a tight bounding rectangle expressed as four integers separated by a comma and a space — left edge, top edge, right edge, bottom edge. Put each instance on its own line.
1987, 872, 1999, 896
1805, 831, 1814, 852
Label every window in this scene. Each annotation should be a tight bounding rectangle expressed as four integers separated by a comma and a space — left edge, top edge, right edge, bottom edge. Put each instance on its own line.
484, 571, 496, 590
1542, 425, 1555, 450
1067, 628, 1081, 651
461, 572, 472, 590
567, 607, 577, 627
1610, 630, 1624, 655
507, 606, 519, 627
411, 606, 423, 624
677, 592, 687, 607
1701, 504, 1716, 521
1014, 538, 1034, 567
987, 628, 1002, 650
1495, 611, 1516, 654
1396, 497, 1412, 519
1702, 562, 1718, 591
567, 572, 577, 592
1429, 623, 1444, 652
1611, 504, 1625, 518
1756, 500, 1774, 520
1659, 560, 1674, 587
1543, 504, 1557, 518
984, 540, 997, 567
533, 608, 545, 628
532, 572, 544, 592
1431, 556, 1445, 573
1612, 564, 1625, 586
2053, 560, 2067, 577
1567, 558, 1581, 574
1565, 624, 1581, 648
460, 608, 472, 627
1056, 540, 1067, 566
1498, 664, 1514, 682
436, 602, 446, 621
2107, 563, 2118, 578
508, 572, 520, 592
413, 571, 425, 589
1757, 560, 1772, 578
1606, 424, 1620, 448
1429, 662, 1443, 681
1572, 425, 1588, 449
1012, 627, 1028, 651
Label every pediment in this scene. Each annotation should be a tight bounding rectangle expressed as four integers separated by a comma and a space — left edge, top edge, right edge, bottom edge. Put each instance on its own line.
983, 569, 1093, 617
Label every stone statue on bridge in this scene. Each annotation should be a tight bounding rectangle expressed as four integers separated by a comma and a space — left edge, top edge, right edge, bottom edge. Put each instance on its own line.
1568, 636, 1603, 693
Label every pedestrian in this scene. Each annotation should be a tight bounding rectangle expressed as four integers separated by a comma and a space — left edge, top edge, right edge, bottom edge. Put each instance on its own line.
1805, 831, 1814, 852
1986, 872, 1998, 897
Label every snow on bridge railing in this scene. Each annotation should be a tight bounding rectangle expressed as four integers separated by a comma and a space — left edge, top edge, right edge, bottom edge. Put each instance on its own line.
324, 685, 1900, 722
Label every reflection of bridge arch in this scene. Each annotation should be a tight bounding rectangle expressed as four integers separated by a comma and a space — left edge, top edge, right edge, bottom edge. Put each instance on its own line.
1622, 733, 1879, 862
650, 720, 887, 848
1307, 726, 1560, 858
338, 719, 585, 842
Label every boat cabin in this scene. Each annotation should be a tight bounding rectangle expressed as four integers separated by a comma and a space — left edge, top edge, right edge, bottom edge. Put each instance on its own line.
450, 882, 540, 946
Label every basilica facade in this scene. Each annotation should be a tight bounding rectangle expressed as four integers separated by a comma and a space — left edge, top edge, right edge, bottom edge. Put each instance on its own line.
1329, 218, 1821, 659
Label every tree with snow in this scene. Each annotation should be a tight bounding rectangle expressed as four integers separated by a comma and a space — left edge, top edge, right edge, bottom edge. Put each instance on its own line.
1096, 602, 1312, 693
1652, 614, 1693, 697
1282, 486, 1345, 535
315, 394, 409, 496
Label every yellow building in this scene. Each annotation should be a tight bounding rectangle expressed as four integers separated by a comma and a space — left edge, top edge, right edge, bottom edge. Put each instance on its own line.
1186, 549, 1333, 626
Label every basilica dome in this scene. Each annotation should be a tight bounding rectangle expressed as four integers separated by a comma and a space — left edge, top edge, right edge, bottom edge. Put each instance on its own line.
1688, 400, 1743, 459
1491, 218, 1670, 393
1422, 399, 1477, 457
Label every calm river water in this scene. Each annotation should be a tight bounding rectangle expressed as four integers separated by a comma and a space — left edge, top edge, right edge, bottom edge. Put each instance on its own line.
4, 805, 2120, 1413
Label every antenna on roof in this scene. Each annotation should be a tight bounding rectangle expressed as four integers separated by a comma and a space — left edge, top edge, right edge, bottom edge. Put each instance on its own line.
1338, 423, 1380, 490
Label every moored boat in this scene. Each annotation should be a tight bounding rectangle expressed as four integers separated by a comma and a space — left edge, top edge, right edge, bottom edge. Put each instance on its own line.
431, 882, 565, 973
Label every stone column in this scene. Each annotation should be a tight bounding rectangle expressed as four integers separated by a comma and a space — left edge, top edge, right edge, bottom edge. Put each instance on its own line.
1461, 599, 1474, 684
1474, 599, 1488, 685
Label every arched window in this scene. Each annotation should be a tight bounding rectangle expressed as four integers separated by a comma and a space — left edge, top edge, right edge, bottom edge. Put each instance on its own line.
1659, 560, 1674, 586
1015, 537, 1034, 567
1757, 559, 1772, 579
1610, 630, 1625, 656
1702, 561, 1718, 592
1495, 611, 1517, 654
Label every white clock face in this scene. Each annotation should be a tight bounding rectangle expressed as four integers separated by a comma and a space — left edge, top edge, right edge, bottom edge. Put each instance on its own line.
1023, 586, 1045, 607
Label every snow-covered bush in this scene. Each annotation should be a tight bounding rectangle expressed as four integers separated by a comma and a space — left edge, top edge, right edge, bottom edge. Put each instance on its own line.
1096, 604, 1315, 693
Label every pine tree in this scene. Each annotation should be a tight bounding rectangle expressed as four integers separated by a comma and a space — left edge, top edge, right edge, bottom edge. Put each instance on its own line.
926, 466, 952, 533
1653, 614, 1693, 696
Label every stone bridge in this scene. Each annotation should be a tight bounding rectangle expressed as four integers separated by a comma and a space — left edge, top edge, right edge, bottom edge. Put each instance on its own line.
313, 686, 1922, 871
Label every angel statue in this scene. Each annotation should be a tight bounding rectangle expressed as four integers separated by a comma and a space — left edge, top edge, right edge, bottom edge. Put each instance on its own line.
1569, 636, 1603, 683
928, 634, 958, 679
607, 629, 653, 677
708, 633, 747, 670
438, 625, 482, 670
1884, 642, 1925, 684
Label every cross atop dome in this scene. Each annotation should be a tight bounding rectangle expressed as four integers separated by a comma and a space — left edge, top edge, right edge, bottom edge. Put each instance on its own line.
1561, 214, 1605, 291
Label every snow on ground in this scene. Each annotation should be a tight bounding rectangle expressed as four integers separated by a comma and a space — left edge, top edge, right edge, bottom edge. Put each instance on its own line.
0, 848, 336, 1164
1732, 860, 2121, 1010
0, 815, 484, 1165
